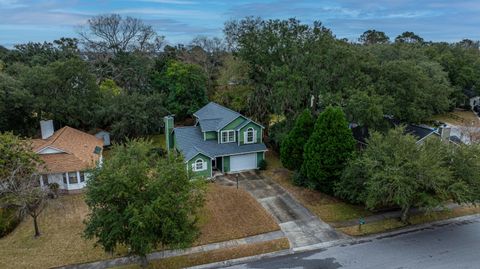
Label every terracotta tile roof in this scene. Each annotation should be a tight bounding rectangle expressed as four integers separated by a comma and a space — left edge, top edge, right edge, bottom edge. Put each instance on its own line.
33, 126, 103, 174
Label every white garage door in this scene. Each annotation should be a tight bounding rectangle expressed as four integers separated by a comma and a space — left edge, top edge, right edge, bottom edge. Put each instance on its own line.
230, 153, 257, 172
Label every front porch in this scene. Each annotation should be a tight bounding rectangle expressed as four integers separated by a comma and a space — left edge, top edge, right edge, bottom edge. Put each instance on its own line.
39, 171, 89, 192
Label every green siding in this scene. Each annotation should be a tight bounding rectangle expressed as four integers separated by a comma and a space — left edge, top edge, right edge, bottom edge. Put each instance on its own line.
239, 122, 262, 145
205, 131, 217, 140
223, 156, 230, 172
221, 116, 246, 131
256, 152, 264, 167
187, 153, 212, 178
164, 116, 174, 150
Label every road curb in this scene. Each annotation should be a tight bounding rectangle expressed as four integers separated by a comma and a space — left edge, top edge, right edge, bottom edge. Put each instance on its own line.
187, 213, 480, 269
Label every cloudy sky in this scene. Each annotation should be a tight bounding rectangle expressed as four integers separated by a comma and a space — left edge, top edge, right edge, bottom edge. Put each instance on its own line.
1, 0, 479, 47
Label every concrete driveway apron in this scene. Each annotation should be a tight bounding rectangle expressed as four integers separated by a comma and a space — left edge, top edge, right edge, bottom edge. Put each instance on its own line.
217, 171, 347, 249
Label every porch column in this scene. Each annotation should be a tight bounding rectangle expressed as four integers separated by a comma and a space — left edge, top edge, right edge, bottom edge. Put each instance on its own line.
65, 172, 70, 190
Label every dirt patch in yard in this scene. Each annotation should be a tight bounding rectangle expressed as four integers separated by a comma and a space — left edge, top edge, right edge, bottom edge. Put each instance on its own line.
196, 184, 280, 245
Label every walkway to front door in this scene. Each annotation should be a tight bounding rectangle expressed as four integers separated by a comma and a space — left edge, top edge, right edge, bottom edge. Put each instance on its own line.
216, 171, 348, 249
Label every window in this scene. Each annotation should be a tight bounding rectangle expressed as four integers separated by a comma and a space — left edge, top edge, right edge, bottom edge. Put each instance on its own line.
63, 173, 68, 185
68, 172, 78, 184
79, 172, 85, 183
245, 127, 255, 144
41, 175, 49, 186
221, 130, 235, 143
193, 159, 206, 171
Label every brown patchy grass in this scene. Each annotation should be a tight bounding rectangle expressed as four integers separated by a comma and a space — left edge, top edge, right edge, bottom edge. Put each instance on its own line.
430, 109, 480, 126
0, 184, 279, 269
0, 194, 115, 269
262, 151, 371, 223
339, 206, 480, 236
196, 184, 280, 245
117, 238, 290, 269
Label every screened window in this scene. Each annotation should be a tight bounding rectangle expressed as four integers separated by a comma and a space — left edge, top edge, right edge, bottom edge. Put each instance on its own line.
68, 172, 78, 184
245, 128, 255, 144
221, 130, 235, 143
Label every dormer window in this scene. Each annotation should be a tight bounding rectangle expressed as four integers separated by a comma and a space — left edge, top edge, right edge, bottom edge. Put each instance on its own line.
221, 130, 235, 143
245, 127, 255, 144
192, 158, 206, 171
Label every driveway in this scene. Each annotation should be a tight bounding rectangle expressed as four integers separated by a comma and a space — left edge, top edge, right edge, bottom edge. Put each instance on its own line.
216, 171, 347, 249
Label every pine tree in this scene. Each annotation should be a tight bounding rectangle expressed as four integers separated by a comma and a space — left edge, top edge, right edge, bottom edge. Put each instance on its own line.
301, 106, 355, 194
280, 109, 314, 170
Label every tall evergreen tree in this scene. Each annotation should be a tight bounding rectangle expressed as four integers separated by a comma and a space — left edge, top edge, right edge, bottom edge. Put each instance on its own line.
301, 106, 355, 193
280, 109, 314, 170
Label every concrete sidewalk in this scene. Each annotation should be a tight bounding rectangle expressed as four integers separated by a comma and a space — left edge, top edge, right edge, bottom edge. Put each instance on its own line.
217, 171, 347, 249
56, 230, 285, 269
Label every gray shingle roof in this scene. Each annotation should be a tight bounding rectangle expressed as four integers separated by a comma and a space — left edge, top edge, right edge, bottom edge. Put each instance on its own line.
194, 102, 243, 131
198, 118, 221, 132
174, 126, 267, 161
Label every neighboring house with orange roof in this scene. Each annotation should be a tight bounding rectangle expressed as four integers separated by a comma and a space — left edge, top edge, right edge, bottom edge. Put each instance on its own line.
33, 120, 103, 193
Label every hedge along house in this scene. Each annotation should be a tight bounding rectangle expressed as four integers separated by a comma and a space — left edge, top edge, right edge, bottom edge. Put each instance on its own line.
164, 102, 267, 178
32, 120, 104, 193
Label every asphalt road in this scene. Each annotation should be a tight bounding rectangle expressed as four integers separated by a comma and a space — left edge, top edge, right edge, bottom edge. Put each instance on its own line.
224, 216, 480, 269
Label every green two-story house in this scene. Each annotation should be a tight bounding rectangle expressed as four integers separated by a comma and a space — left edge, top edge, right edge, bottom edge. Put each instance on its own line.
164, 102, 267, 178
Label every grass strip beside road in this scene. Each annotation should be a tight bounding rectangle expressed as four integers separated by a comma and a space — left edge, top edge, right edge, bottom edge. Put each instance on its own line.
339, 206, 480, 236
116, 238, 290, 269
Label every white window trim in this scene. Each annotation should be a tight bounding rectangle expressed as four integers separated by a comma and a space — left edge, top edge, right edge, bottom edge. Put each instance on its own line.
192, 158, 207, 172
220, 130, 236, 143
244, 127, 256, 144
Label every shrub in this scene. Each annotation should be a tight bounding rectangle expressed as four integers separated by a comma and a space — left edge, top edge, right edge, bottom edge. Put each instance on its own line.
48, 182, 60, 198
280, 109, 314, 171
0, 207, 20, 238
301, 106, 356, 194
258, 159, 267, 170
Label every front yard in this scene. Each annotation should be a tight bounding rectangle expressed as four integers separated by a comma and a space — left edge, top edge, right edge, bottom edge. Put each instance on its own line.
0, 183, 283, 269
430, 109, 479, 126
263, 150, 480, 235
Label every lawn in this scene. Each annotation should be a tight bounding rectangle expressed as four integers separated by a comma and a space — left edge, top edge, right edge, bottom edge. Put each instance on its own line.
0, 194, 112, 269
117, 238, 290, 269
430, 109, 479, 126
0, 183, 280, 269
197, 184, 280, 245
262, 151, 371, 224
339, 206, 480, 236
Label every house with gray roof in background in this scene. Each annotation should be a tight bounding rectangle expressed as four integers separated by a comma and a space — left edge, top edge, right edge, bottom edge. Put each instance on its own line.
164, 102, 267, 178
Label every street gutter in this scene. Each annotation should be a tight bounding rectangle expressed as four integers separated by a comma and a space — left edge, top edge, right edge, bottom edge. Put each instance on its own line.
189, 213, 480, 269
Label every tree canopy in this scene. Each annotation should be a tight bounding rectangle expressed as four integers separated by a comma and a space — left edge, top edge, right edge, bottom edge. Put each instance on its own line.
84, 139, 205, 266
301, 106, 355, 193
280, 109, 315, 170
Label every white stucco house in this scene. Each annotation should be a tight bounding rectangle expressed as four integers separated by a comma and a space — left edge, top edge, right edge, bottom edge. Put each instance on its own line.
32, 120, 103, 193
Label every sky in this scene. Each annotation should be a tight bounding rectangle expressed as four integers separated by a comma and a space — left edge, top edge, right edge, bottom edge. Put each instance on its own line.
1, 0, 479, 47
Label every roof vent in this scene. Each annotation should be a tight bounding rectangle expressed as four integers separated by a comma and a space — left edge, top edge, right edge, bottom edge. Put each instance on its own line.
40, 120, 54, 139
